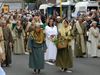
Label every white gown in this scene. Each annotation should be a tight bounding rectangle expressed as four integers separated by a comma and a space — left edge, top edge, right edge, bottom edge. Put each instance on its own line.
0, 67, 6, 75
88, 27, 100, 57
45, 25, 58, 60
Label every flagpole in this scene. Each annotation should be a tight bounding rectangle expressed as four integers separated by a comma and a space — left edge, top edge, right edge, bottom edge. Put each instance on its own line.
60, 0, 62, 18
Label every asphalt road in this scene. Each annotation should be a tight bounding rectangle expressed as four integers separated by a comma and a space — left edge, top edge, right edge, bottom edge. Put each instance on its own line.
3, 54, 100, 75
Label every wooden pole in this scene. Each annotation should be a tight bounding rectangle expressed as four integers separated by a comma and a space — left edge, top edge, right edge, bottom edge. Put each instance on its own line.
60, 0, 62, 18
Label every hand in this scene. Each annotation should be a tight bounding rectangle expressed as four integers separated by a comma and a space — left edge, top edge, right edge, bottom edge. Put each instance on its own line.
51, 35, 55, 38
88, 40, 91, 43
95, 36, 98, 38
67, 39, 71, 42
9, 42, 13, 47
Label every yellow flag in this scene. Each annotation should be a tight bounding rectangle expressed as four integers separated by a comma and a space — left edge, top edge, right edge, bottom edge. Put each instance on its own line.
2, 4, 9, 13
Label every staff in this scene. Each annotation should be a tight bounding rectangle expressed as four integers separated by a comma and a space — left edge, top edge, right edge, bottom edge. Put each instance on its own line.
60, 0, 62, 18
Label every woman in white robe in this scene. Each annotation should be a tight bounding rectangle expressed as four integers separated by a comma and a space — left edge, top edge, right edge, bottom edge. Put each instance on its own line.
0, 67, 6, 75
45, 18, 58, 62
88, 21, 100, 57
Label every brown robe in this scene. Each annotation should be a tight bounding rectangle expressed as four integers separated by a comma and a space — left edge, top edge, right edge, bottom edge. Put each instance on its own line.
73, 21, 87, 57
2, 26, 13, 66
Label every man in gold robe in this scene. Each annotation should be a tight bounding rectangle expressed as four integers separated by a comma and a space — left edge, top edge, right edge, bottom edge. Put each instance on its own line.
73, 17, 87, 58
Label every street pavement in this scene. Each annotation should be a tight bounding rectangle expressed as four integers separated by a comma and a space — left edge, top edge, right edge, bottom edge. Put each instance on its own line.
3, 54, 100, 75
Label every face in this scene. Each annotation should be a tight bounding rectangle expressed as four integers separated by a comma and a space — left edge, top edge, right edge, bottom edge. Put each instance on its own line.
78, 18, 83, 23
34, 16, 39, 21
49, 19, 54, 26
57, 18, 61, 22
35, 26, 41, 33
92, 23, 97, 27
64, 20, 68, 27
17, 21, 21, 26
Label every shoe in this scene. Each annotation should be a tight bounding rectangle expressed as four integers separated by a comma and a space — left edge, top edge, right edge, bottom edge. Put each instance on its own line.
83, 52, 86, 55
33, 69, 36, 74
37, 69, 40, 74
76, 56, 84, 58
64, 68, 67, 72
49, 60, 55, 63
59, 68, 64, 72
6, 64, 10, 67
92, 56, 98, 58
66, 70, 72, 73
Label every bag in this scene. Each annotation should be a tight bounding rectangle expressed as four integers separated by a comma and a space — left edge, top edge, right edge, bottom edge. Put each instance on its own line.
57, 36, 68, 49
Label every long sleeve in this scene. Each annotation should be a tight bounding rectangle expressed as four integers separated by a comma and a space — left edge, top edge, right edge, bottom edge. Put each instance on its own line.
28, 36, 33, 50
45, 26, 50, 39
8, 28, 13, 43
42, 41, 47, 52
88, 29, 92, 41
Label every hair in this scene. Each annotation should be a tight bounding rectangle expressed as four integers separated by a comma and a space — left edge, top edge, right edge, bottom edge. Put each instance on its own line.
48, 18, 54, 27
29, 18, 32, 22
34, 13, 39, 16
63, 19, 69, 24
6, 19, 10, 24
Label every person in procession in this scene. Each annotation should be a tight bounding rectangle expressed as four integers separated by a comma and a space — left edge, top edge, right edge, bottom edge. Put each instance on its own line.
45, 18, 58, 62
13, 20, 25, 54
28, 23, 47, 74
88, 21, 100, 58
56, 19, 73, 72
73, 17, 87, 58
2, 20, 13, 67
